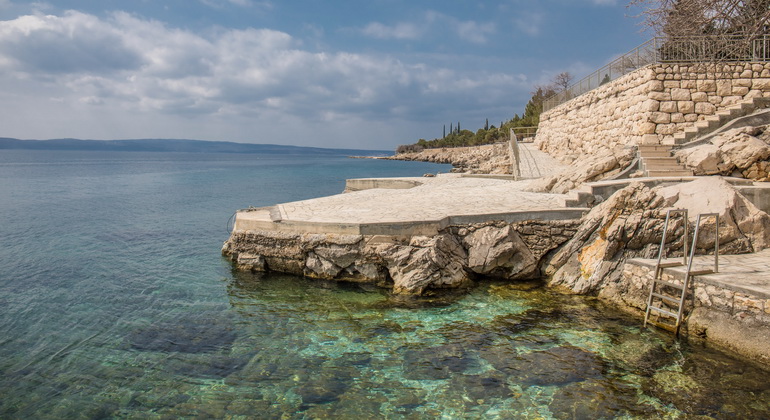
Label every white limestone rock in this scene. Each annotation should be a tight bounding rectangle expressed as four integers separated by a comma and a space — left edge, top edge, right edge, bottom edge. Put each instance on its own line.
676, 126, 770, 181
545, 178, 770, 295
382, 234, 470, 295
463, 225, 538, 280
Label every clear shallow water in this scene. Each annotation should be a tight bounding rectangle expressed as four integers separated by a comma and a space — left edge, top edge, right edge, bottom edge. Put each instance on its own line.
1, 150, 769, 419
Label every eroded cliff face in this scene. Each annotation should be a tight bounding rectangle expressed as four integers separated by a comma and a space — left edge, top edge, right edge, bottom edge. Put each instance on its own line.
390, 143, 512, 174
544, 177, 770, 296
222, 220, 580, 295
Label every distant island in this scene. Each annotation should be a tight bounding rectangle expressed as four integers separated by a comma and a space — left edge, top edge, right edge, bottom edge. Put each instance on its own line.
0, 137, 390, 156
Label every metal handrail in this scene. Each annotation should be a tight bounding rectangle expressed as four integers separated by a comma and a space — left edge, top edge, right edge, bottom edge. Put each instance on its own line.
655, 209, 689, 277
543, 35, 770, 113
687, 213, 720, 275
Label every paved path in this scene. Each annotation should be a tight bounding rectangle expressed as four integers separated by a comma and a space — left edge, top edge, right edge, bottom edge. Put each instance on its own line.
518, 142, 566, 179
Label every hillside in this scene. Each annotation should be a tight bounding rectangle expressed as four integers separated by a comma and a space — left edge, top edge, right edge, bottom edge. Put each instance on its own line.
0, 138, 389, 156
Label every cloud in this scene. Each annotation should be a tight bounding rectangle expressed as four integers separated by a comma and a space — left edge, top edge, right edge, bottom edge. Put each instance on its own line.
200, 0, 273, 9
513, 11, 544, 36
360, 11, 496, 45
455, 20, 496, 44
0, 10, 530, 146
361, 21, 422, 40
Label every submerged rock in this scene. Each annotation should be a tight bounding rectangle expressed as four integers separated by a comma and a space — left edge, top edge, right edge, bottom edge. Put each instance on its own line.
401, 344, 475, 380
512, 346, 606, 387
127, 317, 238, 354
549, 379, 658, 419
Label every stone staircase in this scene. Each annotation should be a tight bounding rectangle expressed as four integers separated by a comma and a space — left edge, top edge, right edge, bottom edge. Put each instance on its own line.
669, 96, 770, 146
638, 144, 693, 177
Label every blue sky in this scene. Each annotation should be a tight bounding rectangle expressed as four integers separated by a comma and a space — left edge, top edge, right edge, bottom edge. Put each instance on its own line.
0, 0, 647, 149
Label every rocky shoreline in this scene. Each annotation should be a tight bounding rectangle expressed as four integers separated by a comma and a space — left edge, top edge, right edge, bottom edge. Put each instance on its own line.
223, 219, 580, 295
386, 143, 512, 174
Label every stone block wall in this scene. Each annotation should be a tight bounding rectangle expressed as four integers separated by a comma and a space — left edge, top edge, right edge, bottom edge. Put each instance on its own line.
538, 62, 770, 162
621, 262, 770, 320
620, 261, 770, 363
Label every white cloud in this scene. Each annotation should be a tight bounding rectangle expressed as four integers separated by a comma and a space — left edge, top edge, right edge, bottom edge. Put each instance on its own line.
513, 11, 544, 36
361, 21, 422, 40
360, 11, 496, 45
455, 20, 496, 44
0, 10, 530, 147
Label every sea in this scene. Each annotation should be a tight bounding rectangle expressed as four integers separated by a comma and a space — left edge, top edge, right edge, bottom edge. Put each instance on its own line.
1, 149, 769, 419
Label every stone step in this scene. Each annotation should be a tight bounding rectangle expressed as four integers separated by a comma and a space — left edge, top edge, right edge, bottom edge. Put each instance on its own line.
638, 144, 671, 152
673, 97, 770, 147
643, 156, 678, 164
640, 150, 673, 157
646, 169, 694, 177
644, 164, 688, 170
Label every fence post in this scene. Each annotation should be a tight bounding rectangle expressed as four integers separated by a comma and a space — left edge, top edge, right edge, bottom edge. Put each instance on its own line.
509, 129, 521, 180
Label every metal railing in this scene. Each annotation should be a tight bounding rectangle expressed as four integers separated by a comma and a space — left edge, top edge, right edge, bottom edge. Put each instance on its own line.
510, 126, 537, 140
543, 35, 770, 112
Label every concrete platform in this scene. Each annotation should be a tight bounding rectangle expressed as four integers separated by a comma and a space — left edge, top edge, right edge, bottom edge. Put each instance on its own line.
628, 249, 770, 299
234, 175, 588, 235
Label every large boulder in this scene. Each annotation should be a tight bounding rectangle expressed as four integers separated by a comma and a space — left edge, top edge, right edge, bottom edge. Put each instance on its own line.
462, 225, 538, 279
381, 234, 470, 294
676, 126, 770, 181
545, 177, 770, 295
528, 146, 635, 193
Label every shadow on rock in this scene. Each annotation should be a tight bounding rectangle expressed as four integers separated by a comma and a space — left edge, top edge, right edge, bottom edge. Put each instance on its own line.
483, 345, 606, 388
401, 344, 476, 380
550, 379, 659, 419
126, 316, 238, 354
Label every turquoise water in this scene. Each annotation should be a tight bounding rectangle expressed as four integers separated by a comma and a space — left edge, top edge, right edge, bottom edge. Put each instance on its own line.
1, 150, 769, 419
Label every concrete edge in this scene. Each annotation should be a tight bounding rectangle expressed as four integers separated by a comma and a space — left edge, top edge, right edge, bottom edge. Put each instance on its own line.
234, 208, 589, 236
627, 257, 770, 299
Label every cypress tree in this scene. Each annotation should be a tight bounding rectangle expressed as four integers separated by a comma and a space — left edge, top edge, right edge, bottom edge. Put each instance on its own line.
443, 125, 446, 138
485, 118, 489, 130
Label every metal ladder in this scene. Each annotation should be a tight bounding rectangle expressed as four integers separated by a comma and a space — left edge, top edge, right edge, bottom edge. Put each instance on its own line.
644, 210, 720, 336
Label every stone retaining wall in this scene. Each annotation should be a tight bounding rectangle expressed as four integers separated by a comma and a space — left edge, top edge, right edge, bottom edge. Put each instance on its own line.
617, 262, 770, 363
538, 62, 770, 162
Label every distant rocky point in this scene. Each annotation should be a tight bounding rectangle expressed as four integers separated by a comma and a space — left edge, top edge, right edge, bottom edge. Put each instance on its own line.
0, 137, 388, 156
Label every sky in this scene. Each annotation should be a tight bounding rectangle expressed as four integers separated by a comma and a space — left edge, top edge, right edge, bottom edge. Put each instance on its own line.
0, 0, 649, 150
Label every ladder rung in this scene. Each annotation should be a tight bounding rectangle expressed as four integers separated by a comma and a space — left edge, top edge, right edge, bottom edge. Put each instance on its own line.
688, 268, 714, 276
657, 261, 684, 268
649, 306, 678, 318
651, 292, 680, 304
653, 279, 684, 290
